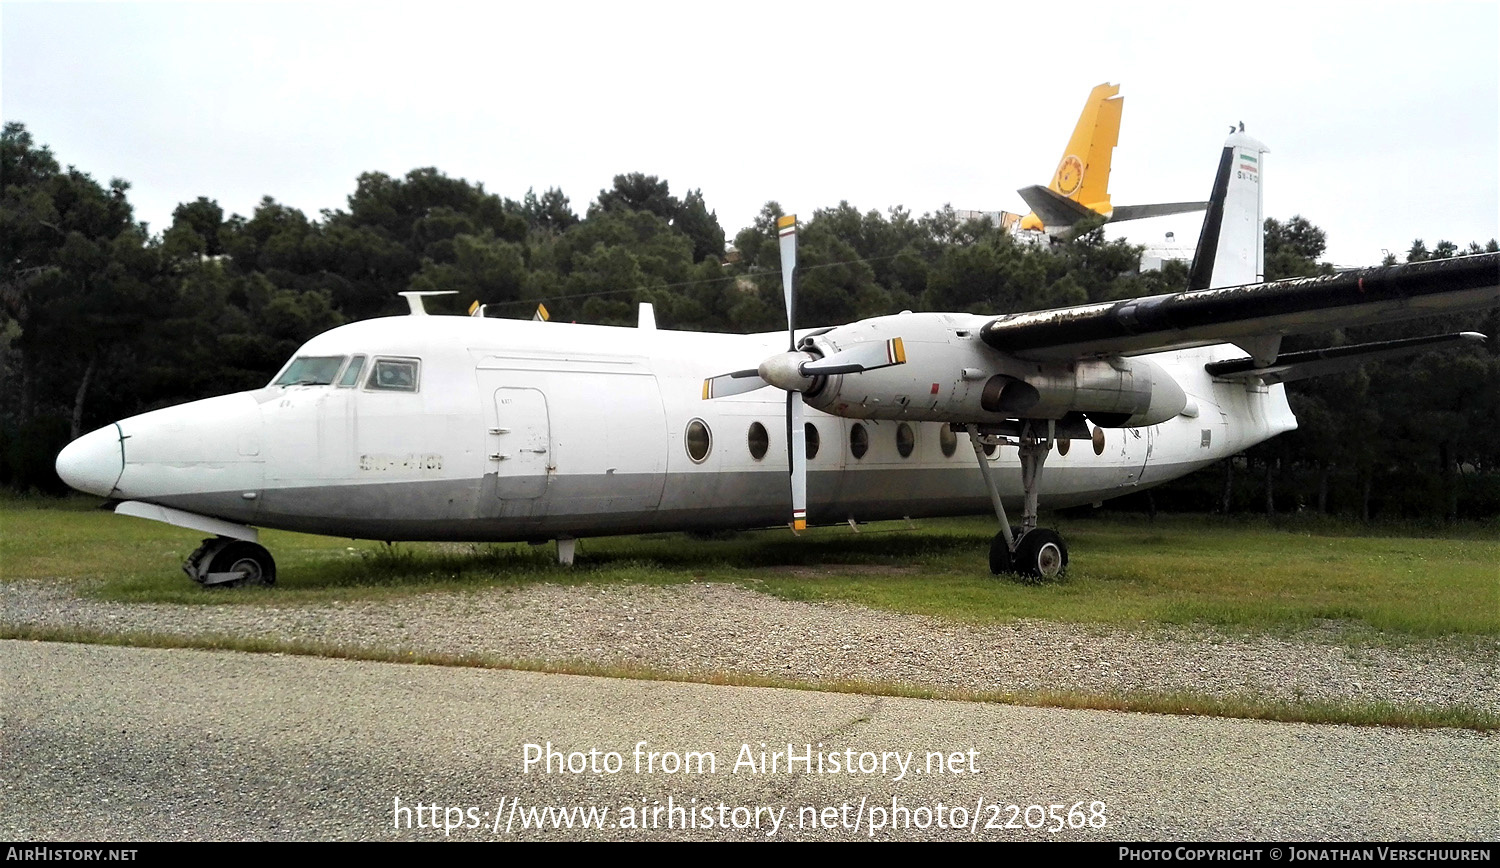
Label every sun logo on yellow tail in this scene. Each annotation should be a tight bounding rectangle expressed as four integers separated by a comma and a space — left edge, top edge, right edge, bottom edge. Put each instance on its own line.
1056, 154, 1085, 197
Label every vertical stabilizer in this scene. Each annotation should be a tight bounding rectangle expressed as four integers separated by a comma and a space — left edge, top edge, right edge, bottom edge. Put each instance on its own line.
1019, 83, 1122, 230
1059, 82, 1123, 214
1189, 130, 1269, 289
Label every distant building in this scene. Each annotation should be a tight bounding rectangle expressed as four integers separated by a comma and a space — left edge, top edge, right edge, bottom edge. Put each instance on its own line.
952, 209, 1023, 232
1139, 231, 1195, 272
953, 209, 1054, 249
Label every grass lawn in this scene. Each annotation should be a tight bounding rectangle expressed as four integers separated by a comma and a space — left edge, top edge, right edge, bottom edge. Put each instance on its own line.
4, 496, 1495, 639
6, 496, 1496, 729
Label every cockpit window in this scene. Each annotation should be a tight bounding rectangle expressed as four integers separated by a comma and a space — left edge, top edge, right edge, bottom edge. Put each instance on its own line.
366, 358, 420, 392
337, 355, 366, 387
273, 356, 345, 387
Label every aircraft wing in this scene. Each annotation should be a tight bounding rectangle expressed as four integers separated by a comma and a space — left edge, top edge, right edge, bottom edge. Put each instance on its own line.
978, 252, 1500, 362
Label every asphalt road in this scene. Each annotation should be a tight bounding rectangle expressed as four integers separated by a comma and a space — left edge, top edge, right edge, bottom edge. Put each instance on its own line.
2, 640, 1493, 842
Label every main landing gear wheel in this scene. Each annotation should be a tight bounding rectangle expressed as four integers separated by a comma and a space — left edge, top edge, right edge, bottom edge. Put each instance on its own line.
185, 537, 277, 587
966, 421, 1069, 583
1013, 529, 1068, 582
988, 532, 1013, 575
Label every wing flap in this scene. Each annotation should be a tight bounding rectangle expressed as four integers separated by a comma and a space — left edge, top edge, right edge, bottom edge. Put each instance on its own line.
1205, 332, 1488, 385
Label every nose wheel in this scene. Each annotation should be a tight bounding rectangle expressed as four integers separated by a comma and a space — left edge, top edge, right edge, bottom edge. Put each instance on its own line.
184, 537, 277, 587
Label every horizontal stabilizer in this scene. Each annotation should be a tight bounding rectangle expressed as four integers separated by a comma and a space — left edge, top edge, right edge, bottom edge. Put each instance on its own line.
1016, 185, 1095, 229
980, 252, 1500, 361
1205, 332, 1487, 385
1109, 201, 1208, 223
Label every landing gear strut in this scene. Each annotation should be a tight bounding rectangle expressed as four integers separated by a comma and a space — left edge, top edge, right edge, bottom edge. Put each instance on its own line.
184, 537, 277, 587
966, 421, 1069, 582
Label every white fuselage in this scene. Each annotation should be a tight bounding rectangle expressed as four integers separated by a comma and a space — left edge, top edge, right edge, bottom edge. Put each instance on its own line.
59, 313, 1296, 542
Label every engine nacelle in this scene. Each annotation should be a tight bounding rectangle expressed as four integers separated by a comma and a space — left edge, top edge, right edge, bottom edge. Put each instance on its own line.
976, 357, 1188, 428
796, 312, 1187, 430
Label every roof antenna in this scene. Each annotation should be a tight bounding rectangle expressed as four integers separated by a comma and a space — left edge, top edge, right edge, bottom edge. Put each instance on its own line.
397, 290, 457, 316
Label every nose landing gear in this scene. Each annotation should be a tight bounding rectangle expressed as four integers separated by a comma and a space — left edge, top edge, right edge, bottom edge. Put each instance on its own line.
184, 537, 277, 587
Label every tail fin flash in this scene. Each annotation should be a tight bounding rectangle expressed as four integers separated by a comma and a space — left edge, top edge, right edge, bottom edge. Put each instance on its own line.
1189, 130, 1269, 290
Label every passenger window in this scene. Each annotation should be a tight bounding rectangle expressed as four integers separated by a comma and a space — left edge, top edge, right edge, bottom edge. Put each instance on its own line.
367, 358, 420, 392
747, 422, 769, 461
940, 425, 958, 458
337, 355, 366, 387
272, 356, 345, 387
896, 423, 915, 458
686, 419, 712, 463
849, 423, 868, 459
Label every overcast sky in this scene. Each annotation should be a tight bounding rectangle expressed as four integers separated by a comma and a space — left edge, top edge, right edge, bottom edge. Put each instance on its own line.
4, 1, 1497, 268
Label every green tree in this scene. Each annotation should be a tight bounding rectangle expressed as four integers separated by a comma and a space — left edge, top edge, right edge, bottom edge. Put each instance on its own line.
0, 123, 185, 488
167, 197, 226, 256
519, 187, 578, 233
409, 231, 529, 306
592, 173, 677, 221
591, 174, 724, 264
675, 188, 726, 263
1264, 215, 1332, 280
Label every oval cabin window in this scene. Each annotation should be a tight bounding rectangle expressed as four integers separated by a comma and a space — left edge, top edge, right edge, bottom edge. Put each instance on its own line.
896, 423, 915, 458
685, 419, 712, 463
849, 423, 868, 459
747, 422, 769, 460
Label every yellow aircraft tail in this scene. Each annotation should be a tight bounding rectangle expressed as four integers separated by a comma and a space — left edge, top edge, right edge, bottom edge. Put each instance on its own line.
1016, 83, 1205, 237
1019, 83, 1123, 231
1053, 82, 1122, 213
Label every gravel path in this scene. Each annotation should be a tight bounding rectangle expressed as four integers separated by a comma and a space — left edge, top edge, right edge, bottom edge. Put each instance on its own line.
8, 641, 1496, 841
4, 579, 1495, 714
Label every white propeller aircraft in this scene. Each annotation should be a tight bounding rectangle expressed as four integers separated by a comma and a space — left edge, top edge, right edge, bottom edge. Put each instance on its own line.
56, 130, 1499, 586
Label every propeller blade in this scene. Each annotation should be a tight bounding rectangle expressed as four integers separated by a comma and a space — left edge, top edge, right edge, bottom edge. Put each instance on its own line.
774, 213, 808, 532
800, 337, 907, 376
701, 370, 769, 399
778, 214, 797, 351
788, 392, 807, 531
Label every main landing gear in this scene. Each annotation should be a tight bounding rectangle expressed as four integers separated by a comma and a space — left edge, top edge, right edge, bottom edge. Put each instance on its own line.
965, 421, 1069, 582
184, 537, 277, 587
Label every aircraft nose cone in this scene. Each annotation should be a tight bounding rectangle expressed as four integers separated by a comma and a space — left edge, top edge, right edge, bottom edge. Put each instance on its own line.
55, 424, 124, 497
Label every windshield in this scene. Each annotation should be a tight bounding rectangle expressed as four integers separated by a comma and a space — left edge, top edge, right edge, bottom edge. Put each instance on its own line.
272, 356, 346, 387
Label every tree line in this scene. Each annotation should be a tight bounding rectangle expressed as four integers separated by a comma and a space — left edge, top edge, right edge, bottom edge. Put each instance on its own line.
3, 122, 1497, 519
